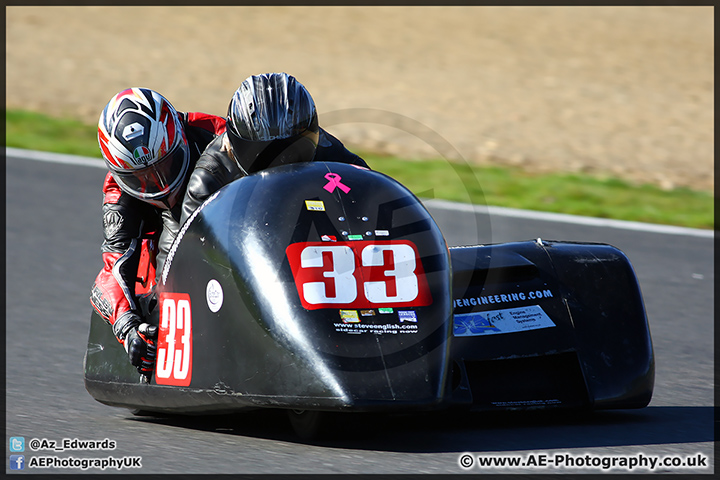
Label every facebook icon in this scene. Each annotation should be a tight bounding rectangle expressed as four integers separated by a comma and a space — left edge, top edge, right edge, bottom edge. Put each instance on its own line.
10, 455, 25, 470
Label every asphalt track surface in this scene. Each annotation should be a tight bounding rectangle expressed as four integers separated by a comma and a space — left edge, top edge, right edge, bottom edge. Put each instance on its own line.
5, 151, 714, 475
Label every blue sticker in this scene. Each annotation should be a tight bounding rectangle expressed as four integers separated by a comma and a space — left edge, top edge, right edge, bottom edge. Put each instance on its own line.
453, 313, 500, 336
398, 310, 417, 322
453, 305, 555, 337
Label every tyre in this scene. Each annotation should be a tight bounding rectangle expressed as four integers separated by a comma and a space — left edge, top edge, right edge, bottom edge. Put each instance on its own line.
287, 409, 334, 440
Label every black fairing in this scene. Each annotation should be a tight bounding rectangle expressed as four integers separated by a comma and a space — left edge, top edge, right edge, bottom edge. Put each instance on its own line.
447, 240, 654, 411
84, 163, 653, 415
85, 162, 453, 412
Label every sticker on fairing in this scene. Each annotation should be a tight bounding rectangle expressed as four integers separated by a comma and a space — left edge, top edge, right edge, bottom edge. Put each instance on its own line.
305, 200, 325, 211
206, 279, 223, 313
323, 173, 351, 194
340, 310, 360, 323
286, 240, 432, 310
333, 322, 419, 336
155, 292, 193, 386
453, 305, 556, 337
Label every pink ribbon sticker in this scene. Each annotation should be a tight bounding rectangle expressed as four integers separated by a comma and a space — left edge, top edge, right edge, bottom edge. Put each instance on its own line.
323, 173, 351, 194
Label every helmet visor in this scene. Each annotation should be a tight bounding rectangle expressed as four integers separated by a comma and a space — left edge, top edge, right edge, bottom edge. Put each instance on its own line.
228, 129, 319, 174
113, 142, 189, 201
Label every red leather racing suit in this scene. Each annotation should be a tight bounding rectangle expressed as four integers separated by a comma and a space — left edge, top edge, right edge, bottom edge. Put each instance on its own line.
90, 112, 226, 341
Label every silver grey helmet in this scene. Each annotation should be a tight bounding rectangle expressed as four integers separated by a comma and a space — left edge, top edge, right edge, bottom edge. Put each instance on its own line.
226, 73, 319, 173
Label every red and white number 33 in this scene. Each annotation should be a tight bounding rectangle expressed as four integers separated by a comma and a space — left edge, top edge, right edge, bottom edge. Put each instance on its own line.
156, 292, 193, 386
286, 240, 432, 310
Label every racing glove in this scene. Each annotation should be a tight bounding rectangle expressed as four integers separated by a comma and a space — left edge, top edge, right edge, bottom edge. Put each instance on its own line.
113, 312, 158, 376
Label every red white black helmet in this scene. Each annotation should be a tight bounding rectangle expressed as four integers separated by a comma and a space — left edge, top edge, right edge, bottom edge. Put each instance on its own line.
98, 88, 190, 209
226, 73, 319, 174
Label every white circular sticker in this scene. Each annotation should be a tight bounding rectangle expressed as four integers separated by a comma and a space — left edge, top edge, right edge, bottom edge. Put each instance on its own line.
206, 279, 224, 313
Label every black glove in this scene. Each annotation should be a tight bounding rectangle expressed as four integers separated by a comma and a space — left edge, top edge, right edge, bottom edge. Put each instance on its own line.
125, 323, 158, 376
113, 312, 158, 376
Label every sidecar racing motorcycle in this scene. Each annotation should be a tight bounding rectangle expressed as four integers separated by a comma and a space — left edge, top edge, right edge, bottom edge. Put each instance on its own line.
84, 161, 654, 437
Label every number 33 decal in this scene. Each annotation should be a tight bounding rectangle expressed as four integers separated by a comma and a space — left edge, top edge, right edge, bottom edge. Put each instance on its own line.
155, 292, 193, 386
286, 240, 432, 310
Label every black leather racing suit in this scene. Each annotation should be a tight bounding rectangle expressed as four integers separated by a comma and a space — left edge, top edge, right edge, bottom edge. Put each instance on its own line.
176, 128, 369, 235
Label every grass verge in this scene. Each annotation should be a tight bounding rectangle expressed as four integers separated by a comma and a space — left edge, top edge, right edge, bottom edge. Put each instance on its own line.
5, 109, 713, 229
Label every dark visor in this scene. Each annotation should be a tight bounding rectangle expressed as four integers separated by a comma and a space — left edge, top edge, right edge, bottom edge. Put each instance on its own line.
229, 129, 319, 174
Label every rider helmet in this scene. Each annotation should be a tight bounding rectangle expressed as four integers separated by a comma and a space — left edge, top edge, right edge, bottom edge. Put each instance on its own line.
226, 73, 320, 174
98, 87, 190, 209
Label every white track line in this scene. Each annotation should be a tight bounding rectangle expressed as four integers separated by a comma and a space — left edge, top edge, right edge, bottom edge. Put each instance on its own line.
7, 147, 714, 239
6, 146, 106, 169
424, 199, 714, 238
